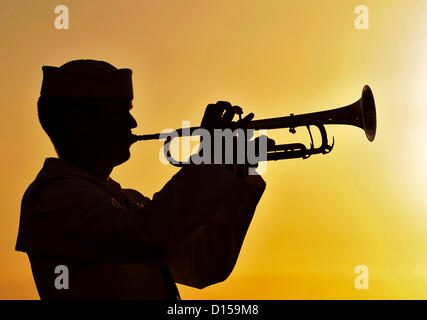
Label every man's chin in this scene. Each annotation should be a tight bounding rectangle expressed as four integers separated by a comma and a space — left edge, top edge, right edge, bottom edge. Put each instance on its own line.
112, 149, 131, 167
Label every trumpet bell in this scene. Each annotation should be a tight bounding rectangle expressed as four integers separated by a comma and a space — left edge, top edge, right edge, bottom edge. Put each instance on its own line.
361, 85, 376, 142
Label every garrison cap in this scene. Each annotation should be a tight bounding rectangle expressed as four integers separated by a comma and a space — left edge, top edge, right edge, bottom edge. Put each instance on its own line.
40, 59, 133, 99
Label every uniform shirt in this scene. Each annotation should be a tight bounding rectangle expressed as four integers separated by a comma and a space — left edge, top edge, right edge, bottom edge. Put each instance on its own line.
15, 158, 265, 299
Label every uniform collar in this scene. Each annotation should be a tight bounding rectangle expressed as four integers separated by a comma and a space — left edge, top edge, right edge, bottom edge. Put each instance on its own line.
39, 158, 120, 189
39, 157, 126, 206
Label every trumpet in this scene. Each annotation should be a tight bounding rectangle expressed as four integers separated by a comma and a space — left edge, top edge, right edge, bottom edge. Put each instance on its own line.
132, 85, 376, 162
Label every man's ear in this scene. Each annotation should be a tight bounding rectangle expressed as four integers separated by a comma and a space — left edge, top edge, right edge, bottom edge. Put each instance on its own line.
66, 108, 93, 136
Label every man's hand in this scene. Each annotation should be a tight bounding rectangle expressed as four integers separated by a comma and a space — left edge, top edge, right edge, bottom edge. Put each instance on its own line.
199, 101, 275, 177
201, 101, 253, 130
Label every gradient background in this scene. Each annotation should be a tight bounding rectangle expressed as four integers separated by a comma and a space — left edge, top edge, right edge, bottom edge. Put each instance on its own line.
1, 0, 426, 299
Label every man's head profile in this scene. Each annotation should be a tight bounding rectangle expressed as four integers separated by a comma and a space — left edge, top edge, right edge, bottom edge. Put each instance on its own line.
38, 59, 137, 174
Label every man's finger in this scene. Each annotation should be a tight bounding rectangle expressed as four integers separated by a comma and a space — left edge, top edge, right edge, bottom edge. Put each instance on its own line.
254, 136, 275, 145
201, 103, 227, 127
232, 105, 243, 115
236, 112, 254, 128
267, 137, 276, 148
216, 101, 232, 106
215, 101, 232, 112
223, 105, 243, 123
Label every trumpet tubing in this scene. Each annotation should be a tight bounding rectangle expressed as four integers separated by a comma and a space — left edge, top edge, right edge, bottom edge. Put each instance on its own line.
132, 85, 377, 162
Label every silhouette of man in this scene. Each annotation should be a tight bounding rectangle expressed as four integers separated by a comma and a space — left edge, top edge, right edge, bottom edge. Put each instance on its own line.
15, 59, 268, 299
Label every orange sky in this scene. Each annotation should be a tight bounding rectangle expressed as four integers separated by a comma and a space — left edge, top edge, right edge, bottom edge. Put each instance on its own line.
1, 0, 427, 299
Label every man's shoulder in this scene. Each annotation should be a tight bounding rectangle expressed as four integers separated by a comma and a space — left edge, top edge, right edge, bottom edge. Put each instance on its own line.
16, 164, 96, 254
16, 161, 113, 253
21, 167, 106, 211
24, 157, 109, 197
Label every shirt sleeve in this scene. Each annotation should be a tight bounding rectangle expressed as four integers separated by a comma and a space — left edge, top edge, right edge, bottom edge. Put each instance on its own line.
19, 165, 243, 265
165, 174, 266, 288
